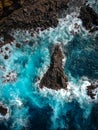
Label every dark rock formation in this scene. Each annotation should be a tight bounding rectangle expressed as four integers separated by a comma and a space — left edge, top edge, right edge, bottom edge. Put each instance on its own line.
87, 82, 98, 99
0, 42, 5, 48
79, 5, 98, 32
16, 43, 21, 48
0, 33, 15, 47
0, 105, 8, 116
4, 33, 15, 44
40, 44, 68, 90
4, 55, 9, 59
0, 0, 68, 35
0, 0, 24, 19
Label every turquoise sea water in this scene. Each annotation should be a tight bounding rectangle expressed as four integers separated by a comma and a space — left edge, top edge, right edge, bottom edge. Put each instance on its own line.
0, 12, 98, 130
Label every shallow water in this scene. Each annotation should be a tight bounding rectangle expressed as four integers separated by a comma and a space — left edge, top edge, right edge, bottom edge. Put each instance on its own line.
0, 12, 98, 130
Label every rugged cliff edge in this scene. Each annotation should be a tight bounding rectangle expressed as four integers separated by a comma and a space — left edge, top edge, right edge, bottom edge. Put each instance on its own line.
40, 45, 68, 90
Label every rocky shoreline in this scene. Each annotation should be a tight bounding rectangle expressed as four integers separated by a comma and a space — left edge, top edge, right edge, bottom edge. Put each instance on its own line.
0, 0, 98, 36
0, 0, 98, 42
0, 0, 68, 35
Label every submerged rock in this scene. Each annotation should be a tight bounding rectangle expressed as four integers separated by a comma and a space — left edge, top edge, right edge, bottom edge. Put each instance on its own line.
79, 5, 98, 32
4, 55, 9, 59
16, 43, 21, 48
40, 44, 68, 90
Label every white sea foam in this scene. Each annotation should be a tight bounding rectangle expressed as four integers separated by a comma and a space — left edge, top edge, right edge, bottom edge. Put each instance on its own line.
40, 78, 92, 102
40, 77, 94, 120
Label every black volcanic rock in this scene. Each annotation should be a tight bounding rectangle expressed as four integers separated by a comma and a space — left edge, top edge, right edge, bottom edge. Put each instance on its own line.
40, 45, 68, 90
0, 33, 15, 47
79, 5, 98, 32
4, 33, 15, 44
87, 82, 98, 99
16, 43, 21, 48
0, 105, 8, 116
0, 0, 68, 35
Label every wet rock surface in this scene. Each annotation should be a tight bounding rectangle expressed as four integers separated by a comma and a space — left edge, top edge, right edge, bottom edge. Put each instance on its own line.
0, 105, 8, 116
79, 5, 98, 32
87, 81, 98, 99
40, 45, 68, 90
0, 33, 15, 48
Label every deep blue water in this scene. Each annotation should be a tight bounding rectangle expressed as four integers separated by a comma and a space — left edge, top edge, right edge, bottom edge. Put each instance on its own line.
65, 35, 98, 79
0, 12, 98, 130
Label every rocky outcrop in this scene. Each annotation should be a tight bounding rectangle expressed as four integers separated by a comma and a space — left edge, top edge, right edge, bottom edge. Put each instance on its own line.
40, 45, 68, 90
87, 81, 98, 99
0, 105, 8, 116
0, 0, 68, 35
0, 33, 15, 48
79, 5, 98, 32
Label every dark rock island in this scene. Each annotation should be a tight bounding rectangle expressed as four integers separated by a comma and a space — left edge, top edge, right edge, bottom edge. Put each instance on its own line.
40, 45, 68, 90
0, 104, 8, 116
87, 82, 98, 99
80, 5, 98, 32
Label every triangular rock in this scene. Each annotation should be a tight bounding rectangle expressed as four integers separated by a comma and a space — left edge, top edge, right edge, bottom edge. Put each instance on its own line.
40, 44, 68, 90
